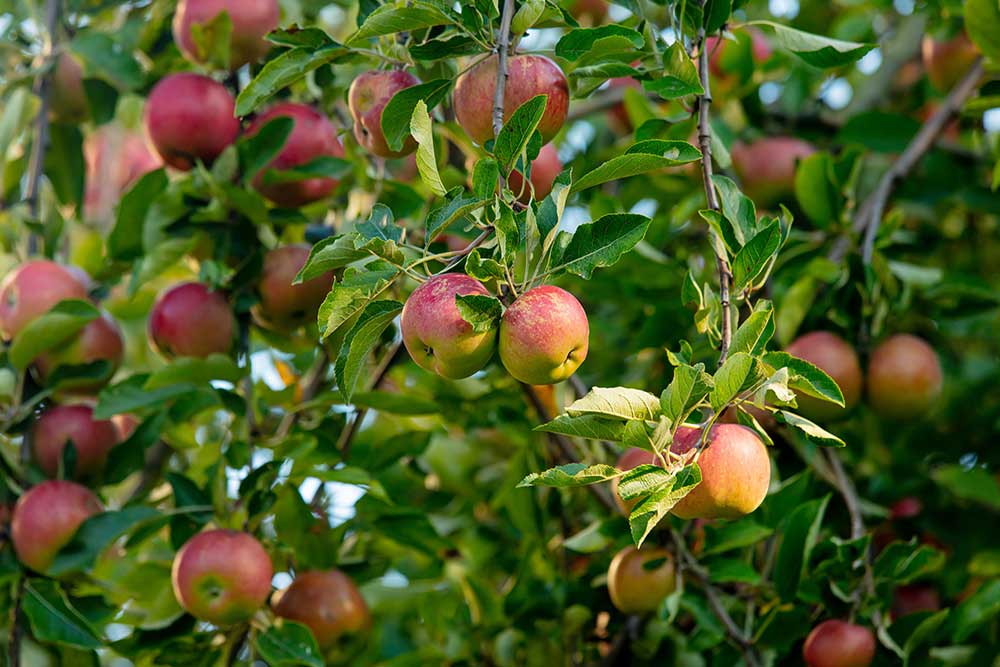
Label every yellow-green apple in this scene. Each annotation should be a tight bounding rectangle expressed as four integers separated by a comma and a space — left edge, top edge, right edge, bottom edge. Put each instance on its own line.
31, 403, 119, 479
254, 244, 334, 330
507, 143, 562, 203
272, 570, 371, 650
172, 0, 280, 68
803, 620, 876, 667
143, 73, 240, 171
730, 136, 815, 206
247, 103, 344, 207
33, 311, 124, 392
0, 260, 89, 340
348, 70, 421, 158
607, 545, 677, 614
49, 53, 88, 123
498, 285, 588, 384
786, 331, 863, 421
148, 282, 236, 359
84, 124, 162, 221
922, 31, 980, 93
867, 334, 942, 419
400, 274, 497, 379
11, 480, 103, 573
171, 529, 273, 625
454, 54, 569, 145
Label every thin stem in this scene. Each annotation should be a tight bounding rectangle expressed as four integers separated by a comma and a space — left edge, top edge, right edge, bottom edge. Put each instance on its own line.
8, 576, 25, 667
336, 341, 405, 461
493, 0, 515, 140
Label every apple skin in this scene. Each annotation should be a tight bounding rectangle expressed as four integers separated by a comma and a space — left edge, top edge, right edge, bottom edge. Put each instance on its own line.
348, 70, 421, 159
499, 286, 589, 385
148, 282, 236, 359
565, 0, 608, 26
254, 245, 334, 331
704, 29, 773, 85
112, 414, 140, 441
49, 53, 88, 123
803, 620, 876, 667
84, 124, 162, 221
730, 136, 815, 206
867, 334, 943, 419
892, 584, 941, 619
400, 274, 497, 379
889, 496, 922, 520
171, 529, 273, 625
670, 424, 771, 520
272, 570, 371, 650
31, 403, 120, 479
454, 54, 569, 146
247, 103, 345, 207
786, 331, 863, 421
0, 260, 90, 341
611, 447, 657, 516
11, 480, 103, 574
172, 0, 280, 69
507, 144, 562, 203
922, 32, 980, 93
607, 545, 677, 614
33, 311, 124, 392
143, 73, 240, 171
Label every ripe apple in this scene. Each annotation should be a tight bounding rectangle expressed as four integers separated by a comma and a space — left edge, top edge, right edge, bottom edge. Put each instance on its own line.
454, 54, 569, 146
803, 620, 876, 667
49, 53, 88, 123
867, 334, 943, 419
0, 260, 90, 340
33, 311, 124, 392
610, 447, 657, 516
148, 282, 236, 359
730, 136, 815, 206
143, 73, 241, 171
565, 0, 608, 26
889, 496, 922, 520
348, 70, 421, 158
498, 285, 589, 385
247, 103, 345, 207
785, 331, 863, 421
84, 124, 162, 221
703, 29, 773, 88
172, 0, 280, 68
892, 584, 941, 618
400, 273, 497, 379
11, 480, 103, 573
31, 403, 119, 479
607, 545, 677, 614
171, 529, 273, 625
507, 143, 562, 203
670, 424, 770, 520
922, 32, 980, 93
254, 245, 334, 330
272, 570, 371, 650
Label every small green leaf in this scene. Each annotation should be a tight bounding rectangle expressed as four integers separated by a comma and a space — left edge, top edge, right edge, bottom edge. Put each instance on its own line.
774, 495, 830, 600
534, 414, 628, 441
410, 100, 446, 196
295, 234, 367, 284
334, 300, 404, 401
381, 79, 452, 153
238, 116, 293, 183
494, 95, 547, 174
518, 463, 623, 488
729, 301, 775, 356
964, 0, 1000, 61
349, 3, 453, 44
236, 44, 349, 116
731, 221, 783, 290
661, 363, 714, 423
10, 300, 99, 370
49, 507, 161, 576
747, 20, 875, 68
763, 351, 845, 407
554, 213, 651, 279
144, 354, 244, 390
23, 580, 103, 649
555, 26, 644, 61
351, 390, 440, 415
643, 42, 703, 99
710, 352, 766, 411
255, 621, 324, 667
571, 141, 701, 192
777, 411, 846, 447
566, 386, 661, 421
628, 464, 702, 547
317, 265, 398, 338
454, 294, 503, 334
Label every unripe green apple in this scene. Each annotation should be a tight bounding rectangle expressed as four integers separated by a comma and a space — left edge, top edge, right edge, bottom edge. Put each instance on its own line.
507, 143, 562, 203
803, 620, 876, 667
400, 274, 497, 379
148, 282, 236, 359
499, 286, 589, 385
867, 334, 942, 419
11, 480, 103, 573
731, 136, 815, 206
254, 245, 334, 331
49, 53, 88, 123
607, 545, 677, 614
786, 331, 863, 421
31, 403, 120, 479
33, 311, 124, 393
172, 0, 280, 69
0, 260, 90, 340
921, 31, 980, 93
171, 529, 273, 625
348, 70, 422, 158
272, 570, 371, 650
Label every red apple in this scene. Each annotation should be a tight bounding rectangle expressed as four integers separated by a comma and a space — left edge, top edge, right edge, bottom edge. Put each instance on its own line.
704, 28, 773, 84
171, 529, 273, 625
254, 244, 334, 330
11, 480, 103, 573
454, 54, 569, 146
272, 570, 371, 650
803, 620, 876, 667
143, 73, 241, 171
247, 103, 345, 207
731, 136, 815, 206
889, 496, 923, 520
49, 53, 88, 123
507, 143, 562, 203
565, 0, 608, 26
400, 274, 497, 379
867, 334, 943, 419
31, 403, 119, 479
348, 70, 422, 158
922, 32, 980, 93
892, 584, 941, 618
498, 285, 589, 385
33, 311, 124, 392
607, 545, 677, 614
0, 261, 90, 340
172, 0, 280, 69
148, 282, 236, 359
786, 331, 863, 421
84, 124, 162, 221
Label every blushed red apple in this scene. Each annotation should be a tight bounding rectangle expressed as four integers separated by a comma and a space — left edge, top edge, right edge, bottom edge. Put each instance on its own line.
867, 334, 942, 419
272, 570, 371, 650
84, 124, 162, 221
31, 403, 119, 479
803, 620, 876, 667
607, 545, 677, 614
507, 143, 562, 203
254, 244, 334, 330
11, 480, 103, 573
33, 311, 124, 392
499, 285, 588, 385
786, 331, 863, 421
173, 0, 280, 68
0, 260, 89, 340
922, 31, 980, 93
731, 136, 815, 206
348, 70, 421, 158
148, 282, 236, 359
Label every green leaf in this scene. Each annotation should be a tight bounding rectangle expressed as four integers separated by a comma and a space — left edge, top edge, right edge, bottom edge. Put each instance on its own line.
23, 580, 103, 649
794, 152, 840, 227
627, 465, 702, 547
710, 353, 766, 411
566, 386, 661, 421
494, 95, 547, 174
108, 169, 168, 261
708, 558, 761, 585
873, 540, 945, 584
903, 610, 950, 666
70, 32, 143, 90
964, 0, 1000, 61
465, 248, 505, 282
729, 301, 775, 356
410, 100, 446, 196
555, 26, 644, 61
94, 374, 196, 419
381, 79, 452, 153
510, 0, 545, 34
409, 36, 481, 61
259, 156, 351, 185
9, 299, 99, 370
703, 0, 732, 33
351, 390, 440, 415
454, 294, 503, 334
295, 234, 367, 283
643, 42, 703, 99
931, 464, 1000, 510
144, 354, 244, 390
660, 363, 714, 423
254, 621, 324, 667
517, 463, 622, 488
763, 351, 845, 407
747, 20, 875, 68
357, 204, 404, 243
472, 158, 500, 200
44, 123, 85, 207
189, 9, 233, 70
317, 266, 397, 339
712, 175, 756, 245
571, 141, 701, 192
776, 411, 846, 447
731, 221, 783, 290
238, 116, 293, 183
534, 414, 628, 441
334, 300, 403, 401
425, 189, 486, 241
774, 495, 830, 600
49, 507, 160, 576
702, 520, 773, 555
947, 579, 1000, 642
554, 213, 651, 279
348, 3, 453, 44
236, 44, 349, 116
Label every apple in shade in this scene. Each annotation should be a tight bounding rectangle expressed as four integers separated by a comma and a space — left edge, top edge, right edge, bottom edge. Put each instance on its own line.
84, 124, 162, 221
49, 53, 88, 123
922, 31, 980, 93
112, 414, 140, 441
148, 282, 236, 359
785, 331, 863, 421
867, 334, 943, 419
507, 143, 562, 203
892, 584, 941, 618
400, 274, 497, 379
11, 480, 103, 573
31, 404, 120, 479
803, 620, 876, 667
247, 103, 345, 207
0, 260, 89, 340
498, 286, 589, 385
254, 245, 334, 330
33, 311, 124, 392
703, 29, 773, 84
453, 54, 569, 146
730, 136, 815, 206
143, 73, 240, 171
172, 0, 280, 69
272, 570, 372, 650
607, 545, 677, 614
348, 70, 422, 158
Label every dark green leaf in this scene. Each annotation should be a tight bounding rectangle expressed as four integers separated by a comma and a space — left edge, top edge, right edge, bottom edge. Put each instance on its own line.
454, 294, 503, 334
774, 495, 830, 600
254, 621, 324, 667
23, 580, 103, 649
9, 299, 99, 370
334, 300, 404, 401
49, 507, 160, 576
381, 79, 452, 153
494, 95, 547, 174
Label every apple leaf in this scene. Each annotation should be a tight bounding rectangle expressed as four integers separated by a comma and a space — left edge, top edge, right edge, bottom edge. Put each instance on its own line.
334, 299, 404, 401
731, 221, 783, 291
188, 9, 232, 71
255, 621, 324, 667
49, 506, 161, 576
643, 41, 703, 99
259, 156, 351, 186
566, 386, 662, 421
22, 580, 104, 649
710, 352, 767, 411
237, 116, 293, 183
9, 299, 99, 370
410, 100, 447, 196
493, 95, 547, 175
747, 20, 874, 68
144, 354, 245, 390
108, 167, 168, 261
317, 265, 398, 339
627, 464, 702, 547
763, 351, 845, 407
964, 0, 1000, 62
348, 3, 454, 45
873, 540, 945, 584
555, 25, 644, 61
552, 212, 651, 279
774, 495, 830, 601
571, 140, 701, 192
351, 391, 440, 415
236, 44, 349, 116
534, 414, 628, 441
295, 233, 368, 284
455, 294, 503, 334
661, 363, 714, 423
517, 463, 623, 488
729, 301, 775, 357
381, 78, 452, 153
777, 410, 846, 447
425, 188, 486, 241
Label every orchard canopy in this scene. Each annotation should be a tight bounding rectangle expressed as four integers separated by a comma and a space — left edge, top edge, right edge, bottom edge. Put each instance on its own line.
1, 0, 999, 665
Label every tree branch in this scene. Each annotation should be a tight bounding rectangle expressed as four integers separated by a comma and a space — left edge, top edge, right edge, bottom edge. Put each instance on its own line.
336, 341, 405, 461
492, 0, 515, 140
8, 576, 25, 667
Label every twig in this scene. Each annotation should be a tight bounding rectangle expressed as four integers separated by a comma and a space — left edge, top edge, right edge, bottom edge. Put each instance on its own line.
225, 625, 248, 667
441, 228, 493, 272
492, 0, 515, 140
599, 615, 641, 666
274, 349, 330, 440
336, 341, 405, 461
8, 576, 25, 667
125, 441, 173, 504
